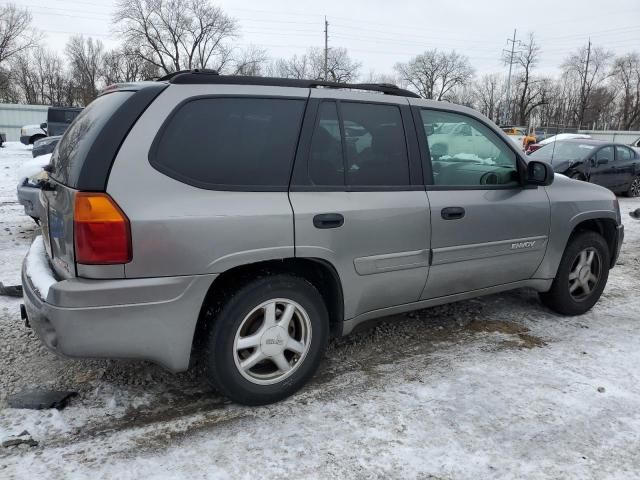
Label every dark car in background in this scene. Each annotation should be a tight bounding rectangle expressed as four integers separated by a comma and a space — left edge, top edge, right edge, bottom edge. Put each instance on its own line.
32, 135, 61, 158
529, 139, 640, 196
20, 106, 82, 145
45, 106, 82, 136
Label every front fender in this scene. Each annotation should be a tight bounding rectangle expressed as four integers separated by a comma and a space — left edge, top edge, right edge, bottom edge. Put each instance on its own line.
533, 175, 619, 279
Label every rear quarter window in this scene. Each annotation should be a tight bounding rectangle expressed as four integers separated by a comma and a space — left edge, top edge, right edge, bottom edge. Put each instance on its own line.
50, 92, 134, 187
150, 97, 306, 190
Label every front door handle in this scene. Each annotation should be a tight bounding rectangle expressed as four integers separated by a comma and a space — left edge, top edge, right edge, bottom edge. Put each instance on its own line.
313, 213, 344, 229
441, 207, 465, 220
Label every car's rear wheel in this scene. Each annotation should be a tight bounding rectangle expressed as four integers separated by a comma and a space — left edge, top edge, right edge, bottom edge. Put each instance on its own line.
204, 274, 329, 405
539, 231, 610, 315
624, 175, 640, 197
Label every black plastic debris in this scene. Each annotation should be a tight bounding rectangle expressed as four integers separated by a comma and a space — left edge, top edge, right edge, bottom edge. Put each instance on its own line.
7, 390, 78, 410
630, 208, 640, 220
0, 282, 23, 298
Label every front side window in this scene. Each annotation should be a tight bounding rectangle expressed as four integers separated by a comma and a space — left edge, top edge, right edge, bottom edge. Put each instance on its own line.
595, 146, 613, 163
421, 110, 519, 187
151, 97, 306, 189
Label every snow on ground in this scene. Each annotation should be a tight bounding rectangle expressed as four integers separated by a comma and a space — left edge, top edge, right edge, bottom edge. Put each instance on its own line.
1, 142, 640, 479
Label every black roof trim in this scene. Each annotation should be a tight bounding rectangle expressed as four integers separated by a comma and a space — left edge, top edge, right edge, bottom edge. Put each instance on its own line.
162, 70, 420, 98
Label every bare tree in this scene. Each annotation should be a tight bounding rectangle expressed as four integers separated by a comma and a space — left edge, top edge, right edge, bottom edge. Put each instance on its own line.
562, 44, 613, 127
395, 49, 474, 100
113, 0, 238, 75
364, 70, 401, 86
268, 47, 360, 82
317, 47, 361, 82
473, 74, 504, 122
0, 66, 21, 103
0, 3, 36, 66
230, 45, 268, 76
9, 47, 76, 105
103, 46, 159, 84
267, 54, 312, 79
65, 36, 105, 105
511, 33, 548, 125
611, 52, 640, 130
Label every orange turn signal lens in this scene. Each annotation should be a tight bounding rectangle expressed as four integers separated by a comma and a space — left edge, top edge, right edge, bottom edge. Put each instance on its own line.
74, 192, 132, 264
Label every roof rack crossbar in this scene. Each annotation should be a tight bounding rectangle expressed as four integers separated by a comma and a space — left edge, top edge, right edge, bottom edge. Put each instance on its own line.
159, 70, 420, 98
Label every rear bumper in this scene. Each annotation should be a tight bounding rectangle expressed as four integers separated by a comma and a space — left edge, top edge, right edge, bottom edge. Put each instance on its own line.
17, 181, 43, 219
21, 238, 216, 371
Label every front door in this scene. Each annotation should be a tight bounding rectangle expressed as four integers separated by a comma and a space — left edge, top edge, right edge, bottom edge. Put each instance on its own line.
414, 105, 551, 299
289, 93, 430, 320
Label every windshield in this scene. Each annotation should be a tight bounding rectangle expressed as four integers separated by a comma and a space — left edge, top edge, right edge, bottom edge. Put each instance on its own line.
529, 141, 595, 162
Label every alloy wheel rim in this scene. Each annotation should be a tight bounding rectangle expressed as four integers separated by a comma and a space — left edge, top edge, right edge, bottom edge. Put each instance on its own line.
568, 247, 601, 301
631, 178, 640, 197
233, 298, 312, 385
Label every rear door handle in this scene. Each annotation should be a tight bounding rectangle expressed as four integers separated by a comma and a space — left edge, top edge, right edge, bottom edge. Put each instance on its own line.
441, 207, 465, 220
313, 213, 344, 229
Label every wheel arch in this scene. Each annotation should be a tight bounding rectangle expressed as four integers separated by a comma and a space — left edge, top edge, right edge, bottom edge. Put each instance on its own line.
568, 217, 618, 268
191, 257, 345, 357
534, 210, 619, 280
29, 134, 46, 144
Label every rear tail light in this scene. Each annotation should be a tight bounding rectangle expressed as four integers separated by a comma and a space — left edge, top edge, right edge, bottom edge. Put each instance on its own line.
74, 192, 132, 264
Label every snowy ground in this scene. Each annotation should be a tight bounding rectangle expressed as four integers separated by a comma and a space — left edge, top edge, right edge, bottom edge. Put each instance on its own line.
1, 142, 639, 479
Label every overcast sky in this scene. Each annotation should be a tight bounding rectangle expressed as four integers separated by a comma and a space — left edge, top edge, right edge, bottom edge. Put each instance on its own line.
14, 0, 640, 78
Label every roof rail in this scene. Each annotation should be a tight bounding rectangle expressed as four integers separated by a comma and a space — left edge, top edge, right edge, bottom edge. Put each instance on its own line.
158, 70, 420, 98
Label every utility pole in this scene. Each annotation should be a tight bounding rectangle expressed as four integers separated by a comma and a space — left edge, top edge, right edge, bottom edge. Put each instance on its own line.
502, 29, 518, 126
324, 17, 329, 81
578, 38, 591, 129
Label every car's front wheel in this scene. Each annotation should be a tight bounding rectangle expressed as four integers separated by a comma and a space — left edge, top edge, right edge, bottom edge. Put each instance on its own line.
539, 231, 610, 315
204, 274, 329, 405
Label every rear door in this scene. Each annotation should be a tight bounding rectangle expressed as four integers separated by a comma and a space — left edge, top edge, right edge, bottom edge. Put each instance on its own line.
289, 91, 430, 320
614, 145, 636, 191
589, 145, 616, 189
414, 104, 550, 299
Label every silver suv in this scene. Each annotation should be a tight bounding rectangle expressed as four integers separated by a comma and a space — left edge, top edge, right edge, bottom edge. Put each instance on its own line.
21, 72, 624, 405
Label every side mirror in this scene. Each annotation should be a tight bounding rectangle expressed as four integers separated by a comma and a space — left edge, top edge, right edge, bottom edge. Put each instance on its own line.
40, 122, 47, 130
424, 124, 434, 136
526, 160, 554, 186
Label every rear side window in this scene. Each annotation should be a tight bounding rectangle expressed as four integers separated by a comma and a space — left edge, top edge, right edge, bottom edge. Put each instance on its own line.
341, 102, 409, 186
309, 102, 344, 186
616, 145, 634, 161
51, 92, 133, 187
151, 97, 306, 190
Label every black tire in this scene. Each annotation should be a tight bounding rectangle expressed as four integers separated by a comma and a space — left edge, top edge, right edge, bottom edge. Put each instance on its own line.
624, 175, 640, 197
204, 274, 329, 405
539, 231, 610, 315
570, 172, 585, 181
